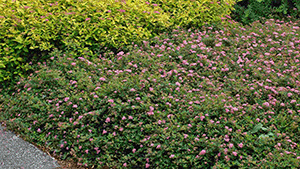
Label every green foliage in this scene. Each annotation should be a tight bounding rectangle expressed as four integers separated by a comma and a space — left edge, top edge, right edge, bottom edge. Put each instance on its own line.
146, 0, 241, 29
230, 0, 300, 26
0, 0, 240, 86
1, 18, 299, 168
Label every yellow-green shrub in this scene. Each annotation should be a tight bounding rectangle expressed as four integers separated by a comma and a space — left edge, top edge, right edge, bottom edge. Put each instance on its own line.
146, 0, 241, 29
0, 0, 240, 85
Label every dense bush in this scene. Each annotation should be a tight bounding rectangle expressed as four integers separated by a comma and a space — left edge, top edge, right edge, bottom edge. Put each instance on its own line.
0, 0, 240, 87
230, 0, 300, 26
1, 18, 299, 168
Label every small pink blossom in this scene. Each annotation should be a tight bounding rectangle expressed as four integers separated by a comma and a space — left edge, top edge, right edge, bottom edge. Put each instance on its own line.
169, 154, 175, 158
232, 152, 238, 156
200, 116, 205, 121
200, 150, 206, 155
263, 102, 270, 107
99, 77, 106, 81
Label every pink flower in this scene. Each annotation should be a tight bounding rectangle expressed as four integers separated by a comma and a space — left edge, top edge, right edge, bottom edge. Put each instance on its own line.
78, 115, 83, 120
232, 152, 238, 156
263, 102, 270, 107
200, 116, 205, 121
156, 145, 161, 149
37, 128, 41, 132
85, 149, 89, 154
238, 143, 243, 148
200, 150, 206, 155
175, 82, 181, 86
85, 18, 91, 21
99, 77, 106, 81
228, 143, 234, 148
73, 104, 78, 108
71, 62, 76, 66
64, 97, 69, 102
122, 116, 126, 120
103, 130, 107, 134
169, 154, 175, 158
146, 163, 150, 168
123, 163, 127, 167
108, 99, 114, 103
132, 148, 136, 153
105, 117, 110, 123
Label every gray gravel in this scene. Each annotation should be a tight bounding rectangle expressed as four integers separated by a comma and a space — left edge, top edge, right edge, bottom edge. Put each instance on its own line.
0, 123, 61, 169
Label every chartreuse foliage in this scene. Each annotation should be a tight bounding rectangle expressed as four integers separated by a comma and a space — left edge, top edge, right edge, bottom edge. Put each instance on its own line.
0, 0, 240, 86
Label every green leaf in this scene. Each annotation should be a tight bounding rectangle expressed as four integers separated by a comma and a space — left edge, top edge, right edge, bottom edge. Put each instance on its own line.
0, 61, 5, 68
251, 123, 263, 134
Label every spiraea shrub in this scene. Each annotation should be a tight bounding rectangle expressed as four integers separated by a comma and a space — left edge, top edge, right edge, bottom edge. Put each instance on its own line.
0, 0, 240, 86
1, 18, 300, 168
